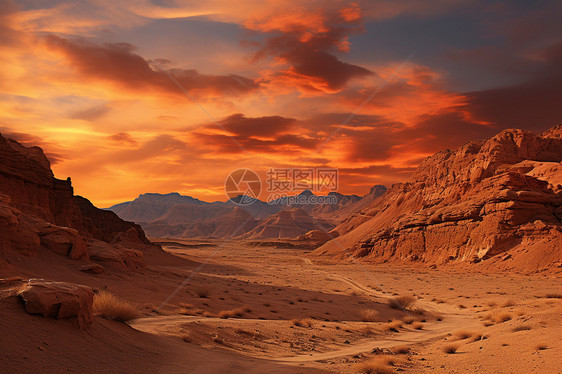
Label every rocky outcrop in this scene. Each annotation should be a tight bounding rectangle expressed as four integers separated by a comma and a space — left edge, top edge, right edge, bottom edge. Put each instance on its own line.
17, 279, 94, 329
0, 132, 161, 270
317, 126, 562, 272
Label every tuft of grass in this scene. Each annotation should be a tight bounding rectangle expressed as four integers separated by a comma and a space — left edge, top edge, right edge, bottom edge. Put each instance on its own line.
388, 295, 416, 310
535, 344, 548, 351
217, 307, 246, 319
383, 320, 403, 332
482, 311, 512, 324
92, 290, 140, 322
292, 318, 314, 328
354, 356, 396, 374
412, 322, 424, 330
403, 316, 416, 324
360, 309, 379, 322
502, 299, 516, 307
442, 344, 459, 354
512, 324, 531, 332
195, 287, 210, 298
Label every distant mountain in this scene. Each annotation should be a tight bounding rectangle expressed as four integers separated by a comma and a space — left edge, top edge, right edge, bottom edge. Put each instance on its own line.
106, 188, 377, 239
238, 208, 334, 239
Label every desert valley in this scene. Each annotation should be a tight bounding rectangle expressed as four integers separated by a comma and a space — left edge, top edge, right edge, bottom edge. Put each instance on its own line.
1, 125, 561, 373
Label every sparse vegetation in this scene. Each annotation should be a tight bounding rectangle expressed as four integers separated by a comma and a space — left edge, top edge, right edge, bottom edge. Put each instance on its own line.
360, 309, 379, 322
535, 344, 548, 350
92, 290, 140, 322
512, 324, 532, 332
442, 344, 459, 354
354, 356, 396, 374
195, 287, 210, 298
291, 318, 314, 327
412, 322, 424, 330
388, 295, 416, 310
544, 293, 562, 299
218, 307, 246, 319
383, 320, 403, 332
482, 311, 512, 324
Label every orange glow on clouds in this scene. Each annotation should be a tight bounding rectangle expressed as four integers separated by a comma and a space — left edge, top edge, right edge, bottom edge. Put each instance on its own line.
0, 0, 557, 207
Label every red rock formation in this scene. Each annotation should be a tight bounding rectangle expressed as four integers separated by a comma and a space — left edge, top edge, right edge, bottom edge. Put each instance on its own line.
316, 126, 562, 272
0, 132, 161, 269
17, 278, 94, 329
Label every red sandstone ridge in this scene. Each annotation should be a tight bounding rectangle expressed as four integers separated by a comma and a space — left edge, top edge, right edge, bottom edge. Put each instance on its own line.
316, 126, 562, 272
0, 132, 162, 271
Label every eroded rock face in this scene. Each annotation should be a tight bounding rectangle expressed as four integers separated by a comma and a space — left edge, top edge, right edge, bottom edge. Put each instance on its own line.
0, 132, 161, 268
17, 279, 94, 329
318, 126, 562, 271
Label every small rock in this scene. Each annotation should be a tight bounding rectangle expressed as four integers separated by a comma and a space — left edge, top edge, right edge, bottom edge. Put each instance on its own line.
80, 264, 104, 274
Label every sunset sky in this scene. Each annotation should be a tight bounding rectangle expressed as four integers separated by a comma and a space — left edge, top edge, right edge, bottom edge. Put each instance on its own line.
1, 0, 561, 207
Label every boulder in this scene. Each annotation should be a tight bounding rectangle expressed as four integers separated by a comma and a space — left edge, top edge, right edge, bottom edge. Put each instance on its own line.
17, 279, 94, 329
39, 226, 88, 260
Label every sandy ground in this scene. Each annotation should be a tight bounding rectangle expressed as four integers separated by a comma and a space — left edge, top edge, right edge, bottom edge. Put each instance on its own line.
1, 238, 561, 373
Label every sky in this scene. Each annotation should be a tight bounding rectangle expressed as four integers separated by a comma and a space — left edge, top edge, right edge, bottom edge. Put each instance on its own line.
0, 0, 561, 207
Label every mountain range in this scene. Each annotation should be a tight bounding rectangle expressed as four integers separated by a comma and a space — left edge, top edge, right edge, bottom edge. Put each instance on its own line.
107, 188, 387, 240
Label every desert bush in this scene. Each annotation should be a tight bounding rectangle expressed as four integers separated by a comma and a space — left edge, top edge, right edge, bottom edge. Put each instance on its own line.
388, 295, 416, 310
195, 287, 210, 298
512, 324, 531, 332
544, 293, 562, 299
384, 320, 403, 332
354, 357, 396, 374
412, 322, 424, 330
482, 311, 512, 324
403, 316, 416, 324
360, 309, 379, 322
218, 307, 246, 319
442, 344, 459, 354
502, 299, 516, 307
92, 290, 140, 322
535, 344, 548, 350
292, 318, 314, 327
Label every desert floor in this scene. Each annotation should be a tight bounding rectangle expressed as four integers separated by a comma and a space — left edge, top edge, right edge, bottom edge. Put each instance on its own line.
135, 239, 562, 373
2, 239, 561, 373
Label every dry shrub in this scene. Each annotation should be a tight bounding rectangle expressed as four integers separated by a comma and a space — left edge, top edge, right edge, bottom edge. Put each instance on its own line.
442, 344, 459, 354
292, 318, 314, 327
384, 320, 403, 332
412, 322, 424, 330
388, 295, 416, 310
544, 293, 562, 299
93, 290, 140, 322
218, 307, 246, 319
195, 287, 210, 298
182, 333, 191, 343
354, 356, 396, 374
392, 346, 411, 354
512, 324, 531, 332
535, 344, 548, 350
453, 330, 482, 341
482, 311, 512, 324
502, 299, 516, 307
360, 309, 379, 322
403, 316, 416, 324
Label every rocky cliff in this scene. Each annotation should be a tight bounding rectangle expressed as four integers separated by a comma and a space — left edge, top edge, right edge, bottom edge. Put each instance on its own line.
0, 132, 160, 270
316, 125, 562, 272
